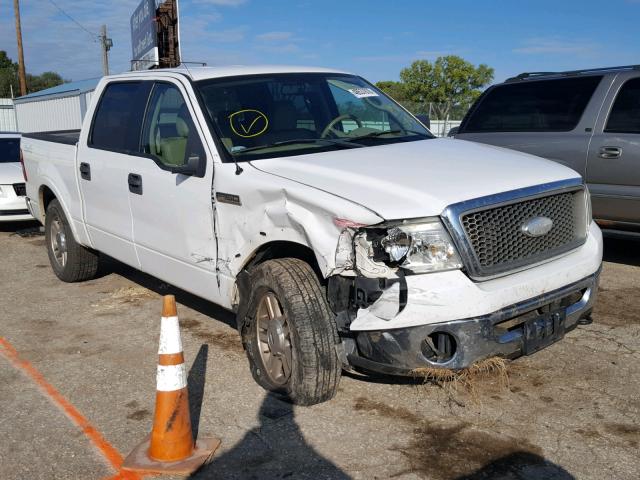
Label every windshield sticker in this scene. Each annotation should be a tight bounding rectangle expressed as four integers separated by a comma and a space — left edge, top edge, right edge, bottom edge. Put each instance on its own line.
348, 88, 379, 99
229, 109, 269, 138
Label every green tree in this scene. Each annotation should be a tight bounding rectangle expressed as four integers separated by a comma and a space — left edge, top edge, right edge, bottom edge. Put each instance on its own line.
399, 55, 494, 120
0, 51, 67, 98
375, 80, 407, 102
0, 51, 19, 98
26, 71, 66, 92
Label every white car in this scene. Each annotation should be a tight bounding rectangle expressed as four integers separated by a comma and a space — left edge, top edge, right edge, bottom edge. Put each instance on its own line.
0, 132, 32, 222
21, 66, 602, 405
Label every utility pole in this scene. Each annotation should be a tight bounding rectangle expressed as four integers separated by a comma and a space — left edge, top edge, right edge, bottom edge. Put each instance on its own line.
13, 0, 27, 96
99, 25, 113, 76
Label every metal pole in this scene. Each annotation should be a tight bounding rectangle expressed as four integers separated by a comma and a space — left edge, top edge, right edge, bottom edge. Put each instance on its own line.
100, 24, 110, 76
13, 0, 27, 96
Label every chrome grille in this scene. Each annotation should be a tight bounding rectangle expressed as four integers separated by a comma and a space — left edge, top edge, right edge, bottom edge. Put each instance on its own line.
443, 181, 588, 279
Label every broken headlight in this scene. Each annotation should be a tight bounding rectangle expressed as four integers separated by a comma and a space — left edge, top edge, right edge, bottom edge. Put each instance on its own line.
374, 219, 462, 273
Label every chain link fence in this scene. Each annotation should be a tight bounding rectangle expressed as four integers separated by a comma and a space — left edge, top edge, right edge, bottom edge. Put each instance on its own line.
399, 101, 472, 137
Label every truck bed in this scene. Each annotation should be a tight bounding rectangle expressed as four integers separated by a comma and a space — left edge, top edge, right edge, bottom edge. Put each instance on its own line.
22, 130, 80, 146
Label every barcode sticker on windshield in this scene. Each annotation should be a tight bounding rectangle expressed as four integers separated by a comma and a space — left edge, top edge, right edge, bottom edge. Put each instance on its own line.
348, 88, 379, 98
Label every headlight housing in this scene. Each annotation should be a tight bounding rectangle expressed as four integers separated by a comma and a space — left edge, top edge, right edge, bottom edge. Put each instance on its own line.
0, 185, 8, 198
366, 218, 463, 274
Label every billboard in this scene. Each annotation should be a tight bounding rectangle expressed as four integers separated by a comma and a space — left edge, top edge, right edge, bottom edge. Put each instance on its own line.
130, 0, 158, 70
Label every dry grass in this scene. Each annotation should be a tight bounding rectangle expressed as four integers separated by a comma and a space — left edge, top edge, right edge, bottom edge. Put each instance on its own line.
92, 286, 156, 311
411, 357, 510, 405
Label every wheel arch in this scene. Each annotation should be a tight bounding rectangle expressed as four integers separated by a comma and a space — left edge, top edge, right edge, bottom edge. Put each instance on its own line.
38, 184, 57, 224
233, 240, 326, 334
241, 240, 324, 283
38, 183, 84, 246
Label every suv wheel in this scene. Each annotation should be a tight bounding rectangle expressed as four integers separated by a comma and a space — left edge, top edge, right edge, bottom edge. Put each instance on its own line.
241, 258, 341, 406
45, 199, 99, 282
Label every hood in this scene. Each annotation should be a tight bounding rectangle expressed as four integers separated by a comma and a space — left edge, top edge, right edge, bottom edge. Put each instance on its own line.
250, 138, 581, 220
0, 162, 25, 185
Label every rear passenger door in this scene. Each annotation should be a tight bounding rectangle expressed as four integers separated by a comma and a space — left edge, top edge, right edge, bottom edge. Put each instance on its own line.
78, 81, 152, 267
587, 73, 640, 225
128, 80, 219, 302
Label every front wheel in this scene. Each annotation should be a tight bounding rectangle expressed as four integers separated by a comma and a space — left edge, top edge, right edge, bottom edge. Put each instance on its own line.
241, 258, 341, 406
45, 199, 99, 282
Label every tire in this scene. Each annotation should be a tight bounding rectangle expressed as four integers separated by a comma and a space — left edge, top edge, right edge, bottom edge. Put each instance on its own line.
241, 258, 341, 406
45, 199, 99, 282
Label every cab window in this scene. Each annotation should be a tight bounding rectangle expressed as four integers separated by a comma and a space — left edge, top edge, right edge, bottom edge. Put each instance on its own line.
90, 82, 151, 152
141, 83, 204, 167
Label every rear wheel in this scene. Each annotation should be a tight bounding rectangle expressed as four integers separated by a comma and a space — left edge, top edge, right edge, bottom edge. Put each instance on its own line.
45, 199, 99, 282
241, 258, 341, 406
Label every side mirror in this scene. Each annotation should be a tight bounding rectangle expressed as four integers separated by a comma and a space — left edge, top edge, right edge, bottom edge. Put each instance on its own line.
172, 153, 206, 178
447, 126, 459, 137
415, 114, 431, 130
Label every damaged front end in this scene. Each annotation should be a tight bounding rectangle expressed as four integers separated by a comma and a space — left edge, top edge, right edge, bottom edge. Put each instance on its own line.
328, 218, 600, 376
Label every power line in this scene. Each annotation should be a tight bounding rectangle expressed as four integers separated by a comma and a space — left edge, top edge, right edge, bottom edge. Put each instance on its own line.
47, 0, 98, 41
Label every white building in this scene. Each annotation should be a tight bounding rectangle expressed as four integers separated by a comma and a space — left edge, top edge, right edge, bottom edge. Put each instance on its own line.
0, 99, 17, 131
13, 78, 100, 133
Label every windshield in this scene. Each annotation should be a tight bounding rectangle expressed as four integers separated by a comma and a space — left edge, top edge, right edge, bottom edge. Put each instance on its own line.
0, 138, 20, 163
196, 73, 433, 161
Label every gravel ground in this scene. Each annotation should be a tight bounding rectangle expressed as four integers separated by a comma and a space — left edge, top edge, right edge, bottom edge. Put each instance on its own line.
0, 221, 638, 480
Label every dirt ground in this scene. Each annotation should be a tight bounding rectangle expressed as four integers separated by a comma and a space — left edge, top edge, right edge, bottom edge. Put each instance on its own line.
1, 221, 639, 480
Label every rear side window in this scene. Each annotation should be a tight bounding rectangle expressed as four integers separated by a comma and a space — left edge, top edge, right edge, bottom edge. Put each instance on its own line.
462, 76, 602, 133
90, 82, 152, 152
605, 77, 640, 134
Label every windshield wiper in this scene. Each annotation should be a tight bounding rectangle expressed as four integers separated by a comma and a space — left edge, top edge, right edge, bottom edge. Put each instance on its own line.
233, 138, 363, 155
349, 129, 430, 140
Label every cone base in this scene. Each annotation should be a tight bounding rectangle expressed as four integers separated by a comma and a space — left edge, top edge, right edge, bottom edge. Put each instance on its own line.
121, 435, 221, 475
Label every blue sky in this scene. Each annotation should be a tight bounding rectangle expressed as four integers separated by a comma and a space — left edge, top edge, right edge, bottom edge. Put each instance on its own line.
1, 0, 639, 85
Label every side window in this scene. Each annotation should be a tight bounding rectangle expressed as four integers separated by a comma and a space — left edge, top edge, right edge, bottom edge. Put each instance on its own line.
141, 83, 204, 167
90, 82, 151, 152
605, 78, 640, 134
462, 76, 602, 133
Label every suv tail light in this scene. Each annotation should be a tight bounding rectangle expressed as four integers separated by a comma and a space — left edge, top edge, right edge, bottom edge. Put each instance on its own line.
20, 149, 27, 181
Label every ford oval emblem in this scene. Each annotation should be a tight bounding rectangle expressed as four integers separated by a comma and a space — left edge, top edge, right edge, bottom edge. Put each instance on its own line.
521, 216, 554, 237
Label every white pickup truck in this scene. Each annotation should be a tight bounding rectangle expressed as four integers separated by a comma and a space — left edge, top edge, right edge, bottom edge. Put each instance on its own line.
22, 66, 602, 405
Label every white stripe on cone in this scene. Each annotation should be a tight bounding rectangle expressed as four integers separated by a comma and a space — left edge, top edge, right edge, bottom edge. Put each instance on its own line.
158, 316, 183, 355
157, 363, 187, 392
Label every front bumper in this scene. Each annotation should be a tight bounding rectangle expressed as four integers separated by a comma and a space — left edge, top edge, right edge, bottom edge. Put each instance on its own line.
0, 192, 33, 222
347, 269, 599, 374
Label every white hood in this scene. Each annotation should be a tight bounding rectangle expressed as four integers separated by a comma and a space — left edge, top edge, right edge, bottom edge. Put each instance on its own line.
0, 162, 24, 185
250, 138, 581, 220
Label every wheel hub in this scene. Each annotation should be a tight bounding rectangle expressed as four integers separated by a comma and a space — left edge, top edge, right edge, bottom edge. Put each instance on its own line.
50, 217, 67, 268
266, 318, 286, 355
256, 292, 292, 385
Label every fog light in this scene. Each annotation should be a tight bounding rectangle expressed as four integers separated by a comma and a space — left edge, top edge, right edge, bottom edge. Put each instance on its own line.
421, 332, 456, 363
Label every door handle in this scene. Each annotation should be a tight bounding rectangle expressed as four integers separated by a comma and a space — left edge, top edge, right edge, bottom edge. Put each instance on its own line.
79, 162, 91, 181
598, 146, 622, 159
128, 173, 143, 195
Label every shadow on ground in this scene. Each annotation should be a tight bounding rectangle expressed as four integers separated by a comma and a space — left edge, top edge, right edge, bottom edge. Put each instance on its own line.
603, 235, 640, 267
186, 350, 350, 480
0, 220, 41, 234
98, 255, 237, 328
455, 452, 574, 479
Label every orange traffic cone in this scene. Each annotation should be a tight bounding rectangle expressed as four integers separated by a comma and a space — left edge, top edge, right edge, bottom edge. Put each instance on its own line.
122, 295, 220, 475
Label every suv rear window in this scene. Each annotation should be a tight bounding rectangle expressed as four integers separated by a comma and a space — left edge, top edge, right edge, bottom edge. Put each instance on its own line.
605, 77, 640, 134
462, 76, 602, 133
